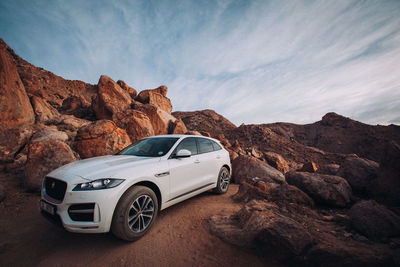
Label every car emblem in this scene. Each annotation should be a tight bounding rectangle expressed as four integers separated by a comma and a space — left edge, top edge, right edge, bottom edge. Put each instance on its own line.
51, 182, 56, 189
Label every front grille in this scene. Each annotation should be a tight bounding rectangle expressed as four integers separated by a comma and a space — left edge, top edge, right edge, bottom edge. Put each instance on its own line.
44, 177, 67, 201
68, 203, 95, 222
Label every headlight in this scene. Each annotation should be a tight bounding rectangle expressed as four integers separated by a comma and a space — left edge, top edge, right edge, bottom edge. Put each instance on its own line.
73, 178, 124, 191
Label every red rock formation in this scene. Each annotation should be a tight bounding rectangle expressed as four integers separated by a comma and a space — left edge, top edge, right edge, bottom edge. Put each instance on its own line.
73, 120, 131, 159
136, 86, 172, 113
0, 39, 35, 128
117, 80, 137, 98
113, 109, 155, 142
92, 75, 132, 120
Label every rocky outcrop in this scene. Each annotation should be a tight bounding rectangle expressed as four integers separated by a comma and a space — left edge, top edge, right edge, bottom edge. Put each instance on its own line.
136, 86, 172, 113
173, 109, 237, 138
74, 120, 131, 159
113, 109, 155, 142
92, 75, 132, 120
0, 39, 35, 128
286, 172, 352, 207
0, 126, 33, 163
232, 155, 285, 184
337, 156, 379, 197
299, 161, 318, 173
31, 96, 61, 124
210, 200, 315, 260
135, 104, 176, 135
348, 200, 400, 241
233, 181, 314, 207
374, 141, 400, 206
263, 112, 400, 162
117, 80, 137, 99
25, 134, 77, 191
264, 152, 289, 174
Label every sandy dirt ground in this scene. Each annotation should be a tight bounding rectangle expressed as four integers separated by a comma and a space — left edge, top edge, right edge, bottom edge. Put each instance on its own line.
0, 177, 278, 267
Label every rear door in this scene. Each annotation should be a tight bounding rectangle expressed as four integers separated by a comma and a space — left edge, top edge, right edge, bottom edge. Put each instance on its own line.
196, 138, 220, 185
168, 137, 203, 200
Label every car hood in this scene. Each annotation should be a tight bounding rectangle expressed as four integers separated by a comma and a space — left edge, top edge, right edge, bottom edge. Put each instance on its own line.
48, 155, 161, 181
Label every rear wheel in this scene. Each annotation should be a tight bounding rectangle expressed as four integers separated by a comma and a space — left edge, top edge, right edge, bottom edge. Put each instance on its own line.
214, 167, 230, 194
111, 186, 158, 241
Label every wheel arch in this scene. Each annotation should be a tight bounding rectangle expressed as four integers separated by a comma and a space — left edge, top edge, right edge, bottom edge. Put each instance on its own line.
131, 180, 162, 211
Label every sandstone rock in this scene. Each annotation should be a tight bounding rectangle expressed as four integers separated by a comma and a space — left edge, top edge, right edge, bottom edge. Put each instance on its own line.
232, 155, 285, 184
374, 141, 400, 206
135, 87, 172, 113
92, 75, 132, 120
0, 126, 33, 163
58, 115, 90, 131
31, 96, 61, 123
264, 152, 290, 174
0, 184, 5, 202
168, 118, 187, 134
135, 104, 175, 135
348, 200, 400, 241
286, 172, 352, 207
228, 149, 239, 161
60, 96, 94, 120
337, 156, 379, 197
117, 80, 137, 98
249, 147, 262, 158
25, 139, 77, 191
74, 120, 131, 159
317, 164, 340, 175
32, 127, 69, 143
299, 161, 318, 172
210, 200, 314, 259
0, 39, 35, 128
233, 181, 314, 207
113, 109, 155, 142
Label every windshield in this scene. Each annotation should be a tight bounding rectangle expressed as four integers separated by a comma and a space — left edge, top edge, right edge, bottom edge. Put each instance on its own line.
117, 137, 180, 157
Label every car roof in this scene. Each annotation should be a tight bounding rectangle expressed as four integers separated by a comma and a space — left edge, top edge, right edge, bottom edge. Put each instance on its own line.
148, 134, 221, 143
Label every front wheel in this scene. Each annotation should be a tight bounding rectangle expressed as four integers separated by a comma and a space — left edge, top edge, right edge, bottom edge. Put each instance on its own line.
215, 167, 230, 194
111, 186, 158, 241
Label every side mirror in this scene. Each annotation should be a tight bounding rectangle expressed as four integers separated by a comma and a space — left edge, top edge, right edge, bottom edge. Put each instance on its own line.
175, 149, 191, 158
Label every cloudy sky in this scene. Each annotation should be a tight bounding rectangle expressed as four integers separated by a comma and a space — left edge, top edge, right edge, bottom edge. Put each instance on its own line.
1, 0, 400, 125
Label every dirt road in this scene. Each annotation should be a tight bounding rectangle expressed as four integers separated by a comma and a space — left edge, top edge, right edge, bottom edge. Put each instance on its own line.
0, 181, 277, 266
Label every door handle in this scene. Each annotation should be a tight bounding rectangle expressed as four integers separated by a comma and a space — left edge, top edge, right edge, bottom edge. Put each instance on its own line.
194, 159, 200, 164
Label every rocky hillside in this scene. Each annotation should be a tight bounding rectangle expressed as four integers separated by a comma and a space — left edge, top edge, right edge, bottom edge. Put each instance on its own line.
0, 38, 186, 192
1, 39, 400, 265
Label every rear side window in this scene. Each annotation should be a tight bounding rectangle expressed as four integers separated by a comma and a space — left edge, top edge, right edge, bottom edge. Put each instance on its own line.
197, 138, 214, 154
211, 140, 222, 151
175, 137, 198, 155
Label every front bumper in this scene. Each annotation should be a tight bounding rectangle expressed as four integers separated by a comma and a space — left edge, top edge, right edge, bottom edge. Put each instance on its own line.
40, 178, 122, 233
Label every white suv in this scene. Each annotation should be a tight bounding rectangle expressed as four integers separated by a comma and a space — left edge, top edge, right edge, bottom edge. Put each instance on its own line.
40, 135, 231, 241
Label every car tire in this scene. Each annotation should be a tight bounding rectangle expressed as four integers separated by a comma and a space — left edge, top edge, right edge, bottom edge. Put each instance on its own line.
111, 186, 158, 241
214, 167, 230, 194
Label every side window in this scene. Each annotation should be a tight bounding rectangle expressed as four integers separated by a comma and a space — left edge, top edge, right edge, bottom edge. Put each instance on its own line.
175, 137, 198, 155
197, 138, 214, 154
211, 140, 222, 151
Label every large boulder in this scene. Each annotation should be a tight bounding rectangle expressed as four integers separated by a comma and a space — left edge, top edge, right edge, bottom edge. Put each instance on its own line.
348, 200, 400, 241
92, 75, 132, 120
25, 136, 77, 191
73, 120, 131, 159
0, 125, 33, 163
337, 156, 379, 197
373, 141, 400, 206
31, 96, 61, 124
264, 152, 289, 174
0, 39, 35, 128
135, 86, 172, 113
286, 172, 352, 207
232, 155, 285, 184
117, 80, 137, 99
60, 96, 94, 120
233, 181, 315, 207
113, 109, 155, 142
135, 103, 176, 135
168, 118, 187, 134
210, 200, 315, 259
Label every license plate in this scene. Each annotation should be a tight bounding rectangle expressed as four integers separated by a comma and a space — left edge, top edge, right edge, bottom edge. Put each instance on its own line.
40, 200, 56, 215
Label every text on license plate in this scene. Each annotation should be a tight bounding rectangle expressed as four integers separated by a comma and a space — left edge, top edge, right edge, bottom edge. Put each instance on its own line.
40, 200, 55, 215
